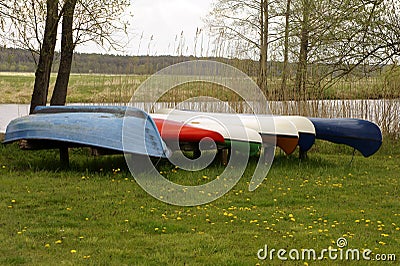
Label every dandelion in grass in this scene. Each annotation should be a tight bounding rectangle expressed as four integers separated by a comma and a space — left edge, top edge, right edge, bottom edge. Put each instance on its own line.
55, 240, 62, 244
70, 249, 77, 254
45, 244, 50, 248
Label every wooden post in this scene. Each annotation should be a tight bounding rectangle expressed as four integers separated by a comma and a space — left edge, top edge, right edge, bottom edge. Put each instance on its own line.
299, 149, 308, 160
60, 147, 69, 167
217, 148, 229, 166
193, 148, 201, 159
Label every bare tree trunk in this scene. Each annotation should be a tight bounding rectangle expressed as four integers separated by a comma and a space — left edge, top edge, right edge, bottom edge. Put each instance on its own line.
258, 0, 268, 94
30, 0, 59, 114
50, 0, 77, 106
295, 0, 309, 106
281, 0, 291, 100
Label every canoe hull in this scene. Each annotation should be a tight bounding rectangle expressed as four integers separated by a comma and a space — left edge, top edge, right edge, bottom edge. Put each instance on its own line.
153, 118, 225, 151
309, 117, 382, 157
3, 106, 169, 158
154, 109, 301, 155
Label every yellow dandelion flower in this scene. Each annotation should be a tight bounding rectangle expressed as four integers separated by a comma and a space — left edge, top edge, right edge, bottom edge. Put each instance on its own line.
11, 199, 16, 203
176, 217, 182, 221
55, 240, 62, 244
355, 220, 360, 223
70, 250, 77, 254
378, 241, 386, 245
44, 244, 50, 248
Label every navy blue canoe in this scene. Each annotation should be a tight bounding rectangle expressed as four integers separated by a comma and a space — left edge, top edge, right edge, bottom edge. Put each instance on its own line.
3, 106, 170, 158
308, 118, 382, 157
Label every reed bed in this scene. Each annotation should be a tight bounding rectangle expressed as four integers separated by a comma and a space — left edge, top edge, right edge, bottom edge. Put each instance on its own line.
0, 71, 399, 138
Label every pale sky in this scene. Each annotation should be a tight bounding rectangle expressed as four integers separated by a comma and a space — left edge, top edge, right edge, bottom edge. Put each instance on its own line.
76, 0, 215, 56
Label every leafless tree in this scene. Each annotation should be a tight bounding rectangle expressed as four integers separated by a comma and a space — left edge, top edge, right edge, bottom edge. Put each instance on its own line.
2, 0, 131, 112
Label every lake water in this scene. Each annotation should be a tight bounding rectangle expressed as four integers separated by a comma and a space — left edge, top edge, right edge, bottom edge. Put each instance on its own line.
0, 104, 30, 133
1, 100, 399, 134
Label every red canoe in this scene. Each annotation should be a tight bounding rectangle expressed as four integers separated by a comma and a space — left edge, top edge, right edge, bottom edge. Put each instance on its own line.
153, 118, 225, 150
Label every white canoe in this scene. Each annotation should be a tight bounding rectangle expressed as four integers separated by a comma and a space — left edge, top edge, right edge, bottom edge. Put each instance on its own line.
153, 109, 300, 155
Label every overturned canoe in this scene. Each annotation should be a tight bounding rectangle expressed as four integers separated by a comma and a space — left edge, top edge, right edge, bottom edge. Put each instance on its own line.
283, 116, 316, 153
308, 117, 382, 157
154, 109, 300, 155
151, 113, 262, 155
3, 106, 170, 158
152, 117, 225, 151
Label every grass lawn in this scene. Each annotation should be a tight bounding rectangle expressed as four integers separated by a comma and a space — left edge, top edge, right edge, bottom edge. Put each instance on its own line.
0, 138, 399, 265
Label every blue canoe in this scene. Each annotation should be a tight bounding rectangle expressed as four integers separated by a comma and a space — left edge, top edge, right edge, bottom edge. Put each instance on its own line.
308, 118, 382, 157
3, 106, 169, 158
